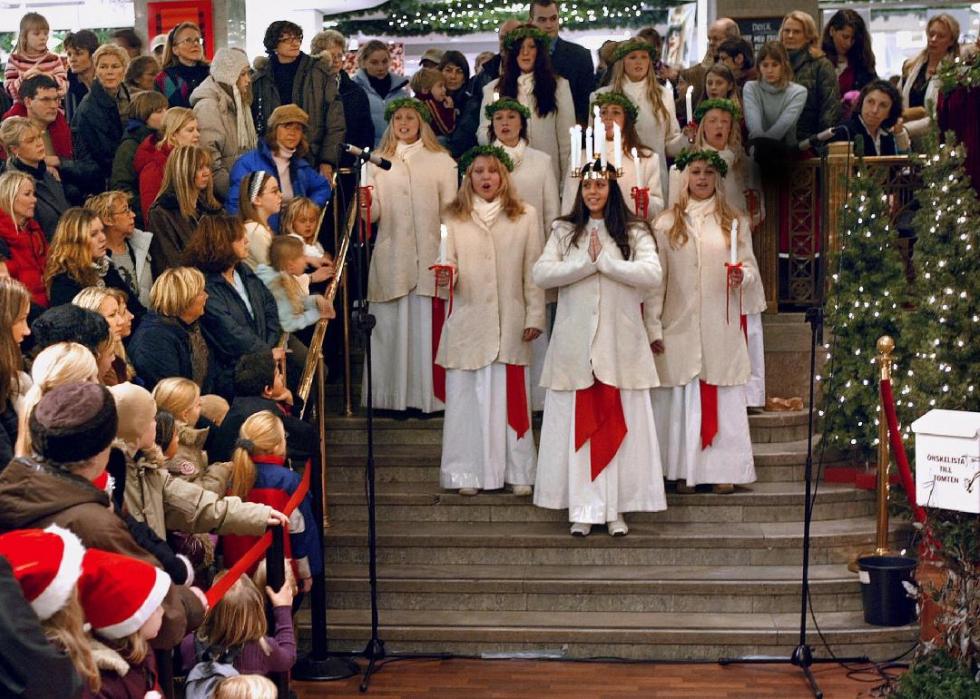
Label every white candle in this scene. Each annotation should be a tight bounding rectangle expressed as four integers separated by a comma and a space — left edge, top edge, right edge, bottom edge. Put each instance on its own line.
613, 123, 622, 171
439, 224, 448, 264
493, 90, 500, 103
585, 126, 593, 163
685, 85, 694, 124
569, 126, 578, 171
360, 148, 369, 184
631, 146, 642, 184
730, 218, 738, 265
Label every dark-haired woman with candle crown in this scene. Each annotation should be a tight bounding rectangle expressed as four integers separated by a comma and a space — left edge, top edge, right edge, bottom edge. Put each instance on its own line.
436, 145, 545, 497
647, 149, 758, 495
533, 158, 666, 537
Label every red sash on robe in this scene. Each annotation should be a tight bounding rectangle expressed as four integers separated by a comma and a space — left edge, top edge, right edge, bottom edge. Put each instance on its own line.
505, 365, 530, 439
701, 314, 748, 450
575, 380, 628, 480
432, 297, 446, 402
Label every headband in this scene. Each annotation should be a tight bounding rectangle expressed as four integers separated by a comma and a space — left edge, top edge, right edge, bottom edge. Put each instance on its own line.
458, 145, 514, 174
484, 97, 531, 122
590, 92, 639, 122
694, 97, 742, 123
674, 149, 729, 178
384, 97, 432, 123
248, 172, 270, 201
610, 40, 658, 65
503, 26, 553, 52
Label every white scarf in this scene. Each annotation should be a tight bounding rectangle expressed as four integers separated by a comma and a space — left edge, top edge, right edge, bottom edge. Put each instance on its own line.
493, 138, 527, 170
233, 84, 258, 152
273, 147, 295, 199
516, 73, 535, 108
622, 77, 648, 106
395, 138, 424, 161
471, 194, 504, 229
685, 194, 717, 237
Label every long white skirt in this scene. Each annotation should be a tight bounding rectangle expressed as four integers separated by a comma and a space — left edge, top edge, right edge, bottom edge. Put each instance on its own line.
441, 363, 536, 490
651, 380, 756, 486
363, 291, 444, 413
534, 388, 667, 523
529, 327, 550, 412
744, 313, 766, 407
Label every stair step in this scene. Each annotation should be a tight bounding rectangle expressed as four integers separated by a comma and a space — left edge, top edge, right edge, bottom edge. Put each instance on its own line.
326, 481, 875, 523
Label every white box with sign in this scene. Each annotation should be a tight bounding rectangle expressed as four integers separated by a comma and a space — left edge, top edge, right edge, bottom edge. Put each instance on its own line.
911, 409, 980, 514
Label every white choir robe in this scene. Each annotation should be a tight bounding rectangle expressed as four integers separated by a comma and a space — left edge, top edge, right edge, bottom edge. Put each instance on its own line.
744, 313, 766, 407
561, 144, 664, 223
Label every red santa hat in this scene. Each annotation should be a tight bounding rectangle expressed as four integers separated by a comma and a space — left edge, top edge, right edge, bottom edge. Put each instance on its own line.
77, 549, 171, 639
0, 525, 86, 620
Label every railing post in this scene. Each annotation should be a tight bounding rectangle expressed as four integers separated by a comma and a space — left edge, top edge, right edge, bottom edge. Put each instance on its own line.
875, 335, 895, 555
824, 141, 854, 257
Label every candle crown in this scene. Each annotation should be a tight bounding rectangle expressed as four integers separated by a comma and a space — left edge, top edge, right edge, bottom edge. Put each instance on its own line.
573, 159, 621, 181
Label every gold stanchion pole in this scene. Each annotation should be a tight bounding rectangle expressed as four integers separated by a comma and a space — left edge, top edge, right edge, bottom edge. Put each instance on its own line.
873, 335, 894, 555
336, 168, 354, 417
317, 353, 330, 530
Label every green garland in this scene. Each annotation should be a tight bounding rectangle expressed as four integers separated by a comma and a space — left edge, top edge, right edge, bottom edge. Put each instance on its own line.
937, 54, 980, 95
384, 97, 432, 123
674, 148, 728, 177
484, 98, 531, 122
503, 26, 553, 52
591, 92, 639, 122
610, 39, 658, 64
694, 97, 741, 123
458, 145, 515, 174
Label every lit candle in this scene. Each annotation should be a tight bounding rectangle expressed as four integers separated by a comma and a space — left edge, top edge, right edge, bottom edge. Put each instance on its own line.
585, 125, 593, 163
593, 108, 602, 167
569, 126, 578, 171
685, 85, 694, 125
493, 90, 500, 103
439, 224, 448, 264
613, 122, 622, 171
631, 146, 642, 184
360, 147, 370, 184
730, 218, 738, 265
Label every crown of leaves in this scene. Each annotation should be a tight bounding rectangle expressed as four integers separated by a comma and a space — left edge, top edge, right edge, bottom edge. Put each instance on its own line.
591, 92, 639, 122
384, 97, 432, 123
458, 145, 515, 174
694, 98, 742, 123
610, 39, 658, 65
503, 26, 553, 52
674, 149, 729, 177
484, 97, 531, 122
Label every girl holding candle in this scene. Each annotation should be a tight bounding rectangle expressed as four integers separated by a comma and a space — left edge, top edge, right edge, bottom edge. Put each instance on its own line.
647, 149, 758, 495
361, 98, 457, 412
436, 145, 545, 496
533, 160, 666, 537
591, 40, 685, 200
561, 93, 663, 223
477, 25, 575, 183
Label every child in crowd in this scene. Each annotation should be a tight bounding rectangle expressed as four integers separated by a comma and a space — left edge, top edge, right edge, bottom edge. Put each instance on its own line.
743, 41, 808, 150
256, 236, 335, 334
215, 675, 278, 699
152, 376, 219, 484
201, 393, 231, 426
4, 12, 68, 101
238, 170, 283, 269
410, 67, 456, 137
281, 197, 334, 292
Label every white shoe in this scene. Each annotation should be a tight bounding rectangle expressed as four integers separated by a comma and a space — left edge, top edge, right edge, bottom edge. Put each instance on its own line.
510, 484, 532, 496
458, 487, 479, 496
608, 517, 629, 537
570, 522, 592, 537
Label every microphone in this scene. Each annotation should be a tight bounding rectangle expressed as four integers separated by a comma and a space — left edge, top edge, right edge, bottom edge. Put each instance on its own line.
798, 126, 846, 151
342, 143, 392, 170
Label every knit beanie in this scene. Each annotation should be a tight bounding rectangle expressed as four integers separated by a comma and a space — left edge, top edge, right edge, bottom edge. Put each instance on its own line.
29, 382, 118, 463
267, 104, 309, 130
0, 525, 86, 620
77, 549, 171, 639
108, 382, 158, 447
209, 47, 250, 86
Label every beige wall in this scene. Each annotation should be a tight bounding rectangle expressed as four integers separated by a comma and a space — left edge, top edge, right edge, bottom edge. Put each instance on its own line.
716, 0, 819, 24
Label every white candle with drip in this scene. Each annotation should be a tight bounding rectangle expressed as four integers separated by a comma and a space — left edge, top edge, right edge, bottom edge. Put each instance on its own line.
685, 85, 694, 125
613, 122, 622, 171
730, 218, 738, 265
493, 90, 500, 103
569, 127, 578, 171
584, 125, 593, 163
631, 146, 642, 184
592, 105, 602, 166
360, 147, 370, 184
439, 224, 448, 264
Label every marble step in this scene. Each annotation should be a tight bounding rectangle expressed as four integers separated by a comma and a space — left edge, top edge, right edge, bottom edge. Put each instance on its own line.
324, 437, 852, 484
326, 481, 875, 524
323, 563, 866, 614
301, 608, 917, 661
323, 518, 911, 567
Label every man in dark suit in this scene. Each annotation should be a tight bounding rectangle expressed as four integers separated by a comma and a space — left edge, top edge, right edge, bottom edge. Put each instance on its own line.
528, 0, 594, 126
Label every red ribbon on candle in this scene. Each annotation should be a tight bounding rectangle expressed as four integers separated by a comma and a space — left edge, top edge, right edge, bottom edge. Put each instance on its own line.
630, 186, 650, 219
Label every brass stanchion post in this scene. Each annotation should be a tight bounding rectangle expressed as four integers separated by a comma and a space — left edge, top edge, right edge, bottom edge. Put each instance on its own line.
317, 354, 330, 530
874, 335, 894, 555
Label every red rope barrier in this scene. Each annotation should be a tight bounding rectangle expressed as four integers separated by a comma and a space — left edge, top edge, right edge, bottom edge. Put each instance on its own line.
879, 378, 928, 527
205, 459, 313, 608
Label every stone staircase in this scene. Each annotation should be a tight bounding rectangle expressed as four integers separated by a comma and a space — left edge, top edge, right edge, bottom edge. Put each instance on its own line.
305, 408, 918, 661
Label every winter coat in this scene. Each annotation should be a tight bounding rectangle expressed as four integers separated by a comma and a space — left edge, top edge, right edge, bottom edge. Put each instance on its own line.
255, 263, 321, 332
493, 140, 560, 241
743, 80, 808, 146
552, 36, 596, 126
0, 456, 205, 649
225, 140, 331, 221
0, 399, 16, 471
154, 62, 210, 109
133, 135, 171, 219
210, 396, 317, 465
788, 48, 842, 143
190, 76, 253, 199
200, 264, 283, 398
146, 191, 221, 276
2, 157, 69, 240
47, 264, 148, 323
164, 421, 219, 485
65, 70, 88, 123
4, 50, 67, 101
0, 209, 48, 306
111, 120, 157, 227
129, 311, 214, 393
335, 69, 375, 167
180, 604, 296, 675
107, 228, 154, 308
251, 53, 346, 168
353, 68, 410, 149
899, 53, 953, 139
435, 205, 546, 370
534, 219, 662, 390
84, 637, 157, 699
363, 143, 457, 302
71, 79, 130, 186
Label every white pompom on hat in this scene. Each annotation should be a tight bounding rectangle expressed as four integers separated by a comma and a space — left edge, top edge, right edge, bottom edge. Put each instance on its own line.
0, 525, 86, 620
77, 549, 171, 640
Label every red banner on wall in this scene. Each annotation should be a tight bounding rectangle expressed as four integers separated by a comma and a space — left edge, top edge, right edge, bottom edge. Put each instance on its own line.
146, 0, 215, 60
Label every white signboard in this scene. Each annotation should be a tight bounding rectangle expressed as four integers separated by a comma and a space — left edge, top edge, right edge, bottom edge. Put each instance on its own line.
912, 409, 980, 514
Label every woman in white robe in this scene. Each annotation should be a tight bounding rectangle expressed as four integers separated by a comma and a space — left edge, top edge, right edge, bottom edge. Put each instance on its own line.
533, 160, 666, 537
436, 146, 546, 496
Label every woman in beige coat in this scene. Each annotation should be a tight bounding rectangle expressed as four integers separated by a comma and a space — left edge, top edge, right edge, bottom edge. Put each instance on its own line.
533, 161, 666, 537
363, 98, 457, 412
436, 146, 545, 496
648, 150, 758, 494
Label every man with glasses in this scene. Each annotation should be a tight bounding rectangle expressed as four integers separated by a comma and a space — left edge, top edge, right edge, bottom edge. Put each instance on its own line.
2, 73, 100, 204
251, 20, 346, 182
